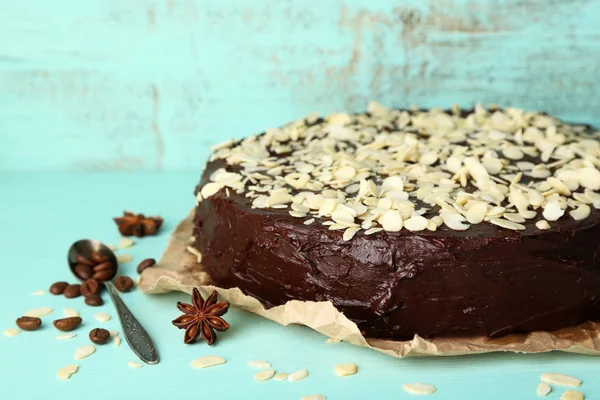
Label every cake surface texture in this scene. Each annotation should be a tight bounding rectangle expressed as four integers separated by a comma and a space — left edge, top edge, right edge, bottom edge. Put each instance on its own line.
192, 103, 600, 339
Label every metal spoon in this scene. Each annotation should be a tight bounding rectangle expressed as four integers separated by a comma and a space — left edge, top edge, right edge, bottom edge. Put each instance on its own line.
68, 239, 159, 365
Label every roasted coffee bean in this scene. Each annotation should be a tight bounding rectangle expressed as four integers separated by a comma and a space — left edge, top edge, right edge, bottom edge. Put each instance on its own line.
90, 252, 109, 264
75, 254, 94, 267
114, 276, 134, 292
53, 317, 82, 332
137, 258, 156, 274
16, 316, 41, 331
93, 262, 114, 273
63, 284, 81, 299
74, 264, 93, 280
85, 295, 104, 307
81, 279, 100, 296
93, 270, 114, 282
89, 328, 110, 345
49, 281, 69, 295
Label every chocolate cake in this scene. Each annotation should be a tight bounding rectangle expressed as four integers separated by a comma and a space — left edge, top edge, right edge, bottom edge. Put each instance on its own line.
191, 103, 600, 340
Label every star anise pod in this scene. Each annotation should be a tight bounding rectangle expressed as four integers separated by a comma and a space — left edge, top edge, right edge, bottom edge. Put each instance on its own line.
113, 211, 163, 237
172, 288, 230, 345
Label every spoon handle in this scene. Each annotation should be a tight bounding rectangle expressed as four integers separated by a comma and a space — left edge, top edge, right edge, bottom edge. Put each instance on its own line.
105, 281, 159, 364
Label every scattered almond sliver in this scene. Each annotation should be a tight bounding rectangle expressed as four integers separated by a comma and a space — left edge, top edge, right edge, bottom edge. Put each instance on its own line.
118, 238, 134, 249
64, 308, 79, 318
248, 360, 271, 369
402, 382, 437, 395
94, 313, 111, 323
3, 328, 20, 337
30, 290, 45, 296
541, 372, 581, 387
117, 254, 133, 264
334, 363, 358, 377
288, 369, 308, 382
74, 345, 96, 360
273, 372, 289, 381
325, 338, 341, 344
190, 356, 226, 369
561, 390, 584, 400
57, 364, 78, 380
301, 395, 326, 400
128, 361, 143, 369
254, 368, 275, 381
23, 307, 53, 318
114, 336, 121, 347
109, 330, 119, 337
537, 382, 552, 396
57, 334, 76, 340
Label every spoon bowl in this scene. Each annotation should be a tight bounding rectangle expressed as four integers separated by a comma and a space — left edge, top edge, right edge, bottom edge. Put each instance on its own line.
68, 239, 159, 365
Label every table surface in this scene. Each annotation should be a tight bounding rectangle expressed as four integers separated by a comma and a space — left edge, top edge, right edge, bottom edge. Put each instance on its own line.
1, 172, 598, 400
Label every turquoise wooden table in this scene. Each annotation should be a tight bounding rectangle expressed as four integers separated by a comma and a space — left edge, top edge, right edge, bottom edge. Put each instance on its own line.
0, 172, 598, 399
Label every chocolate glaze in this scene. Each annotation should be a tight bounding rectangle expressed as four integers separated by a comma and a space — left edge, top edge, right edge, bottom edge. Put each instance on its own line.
193, 166, 600, 340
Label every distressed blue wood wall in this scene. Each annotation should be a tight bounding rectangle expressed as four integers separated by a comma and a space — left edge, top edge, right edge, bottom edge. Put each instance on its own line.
1, 0, 599, 170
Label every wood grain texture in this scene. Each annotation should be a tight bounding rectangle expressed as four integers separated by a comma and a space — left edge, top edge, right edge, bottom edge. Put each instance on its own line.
0, 0, 599, 170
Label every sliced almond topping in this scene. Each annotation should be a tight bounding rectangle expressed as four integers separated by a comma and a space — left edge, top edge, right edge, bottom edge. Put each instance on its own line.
504, 213, 526, 223
569, 204, 591, 221
94, 313, 111, 323
23, 307, 53, 318
57, 364, 78, 380
201, 182, 224, 198
334, 363, 358, 377
560, 390, 584, 400
490, 218, 526, 231
190, 356, 226, 369
403, 216, 428, 232
536, 382, 552, 396
288, 369, 308, 382
503, 146, 524, 160
254, 368, 275, 381
579, 167, 600, 190
64, 308, 79, 318
541, 372, 581, 387
365, 227, 383, 235
3, 328, 20, 337
466, 202, 487, 224
333, 166, 356, 181
440, 211, 470, 231
128, 361, 143, 369
118, 237, 134, 249
548, 177, 571, 196
74, 345, 96, 360
536, 220, 551, 230
266, 193, 293, 207
304, 218, 315, 225
248, 360, 271, 369
402, 382, 437, 395
301, 395, 326, 400
542, 202, 565, 222
380, 210, 403, 232
342, 227, 360, 241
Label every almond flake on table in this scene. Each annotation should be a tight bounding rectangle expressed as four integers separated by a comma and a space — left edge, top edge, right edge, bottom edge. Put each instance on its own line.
248, 360, 271, 369
57, 364, 78, 380
561, 390, 584, 400
273, 372, 289, 381
254, 368, 275, 381
74, 345, 96, 360
537, 382, 552, 396
128, 361, 143, 369
288, 369, 308, 382
334, 363, 357, 377
190, 356, 226, 369
64, 308, 79, 318
402, 382, 437, 395
116, 254, 133, 264
541, 372, 581, 387
30, 290, 45, 296
94, 313, 111, 323
114, 336, 121, 347
57, 334, 76, 340
109, 330, 119, 337
3, 328, 20, 337
23, 307, 52, 318
301, 395, 326, 400
325, 337, 341, 344
118, 237, 134, 249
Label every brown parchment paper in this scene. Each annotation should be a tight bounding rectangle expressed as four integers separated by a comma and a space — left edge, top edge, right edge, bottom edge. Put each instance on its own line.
139, 211, 600, 358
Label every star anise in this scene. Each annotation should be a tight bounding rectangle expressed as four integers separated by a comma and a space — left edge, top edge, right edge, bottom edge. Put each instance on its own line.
113, 211, 163, 237
172, 288, 230, 345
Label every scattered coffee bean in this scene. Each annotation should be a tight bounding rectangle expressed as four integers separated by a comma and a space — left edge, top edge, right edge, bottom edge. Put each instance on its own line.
81, 279, 100, 296
85, 295, 104, 307
90, 252, 109, 264
16, 316, 41, 331
114, 276, 134, 292
137, 258, 156, 274
74, 264, 93, 280
93, 262, 113, 273
75, 254, 94, 267
49, 281, 69, 295
93, 270, 115, 282
89, 328, 110, 345
53, 317, 82, 332
63, 284, 81, 299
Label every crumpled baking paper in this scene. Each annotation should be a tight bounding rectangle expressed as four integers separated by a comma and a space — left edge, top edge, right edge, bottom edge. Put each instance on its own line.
139, 211, 600, 358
